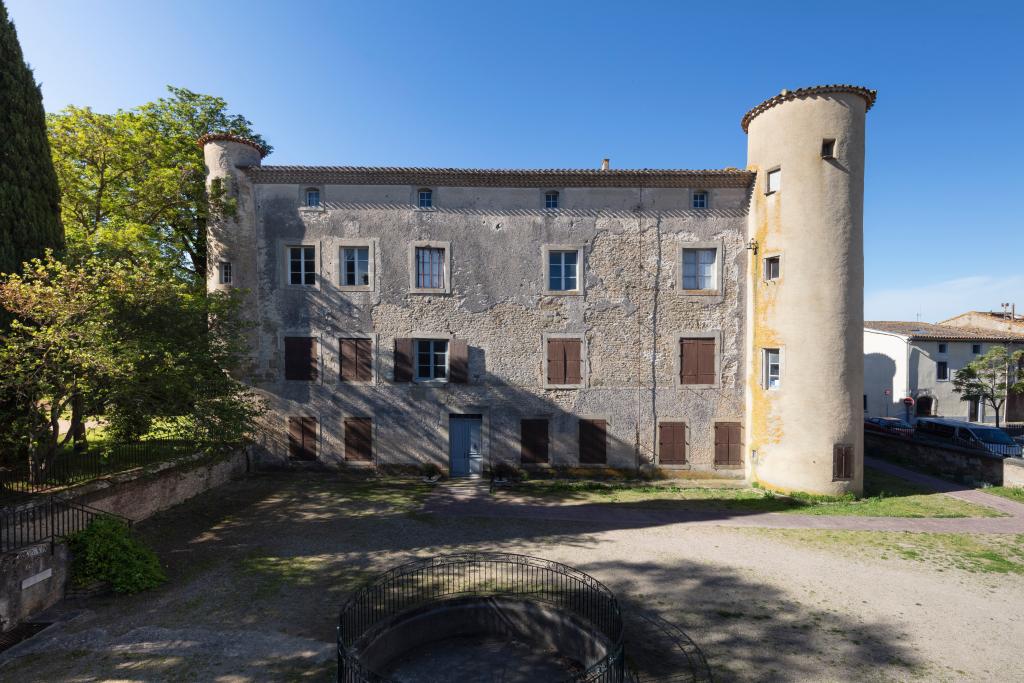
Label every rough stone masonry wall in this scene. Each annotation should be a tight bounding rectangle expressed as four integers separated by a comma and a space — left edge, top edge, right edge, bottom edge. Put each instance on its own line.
242, 183, 749, 472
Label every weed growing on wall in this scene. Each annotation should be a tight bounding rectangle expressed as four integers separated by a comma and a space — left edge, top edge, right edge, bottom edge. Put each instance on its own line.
67, 516, 166, 593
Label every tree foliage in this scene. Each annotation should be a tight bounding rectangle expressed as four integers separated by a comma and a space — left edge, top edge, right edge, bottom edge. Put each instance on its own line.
0, 253, 264, 471
68, 515, 166, 594
0, 1, 63, 276
47, 87, 270, 282
951, 345, 1024, 428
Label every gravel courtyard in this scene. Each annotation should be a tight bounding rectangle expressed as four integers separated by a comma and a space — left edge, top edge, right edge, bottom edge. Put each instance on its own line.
2, 472, 1022, 682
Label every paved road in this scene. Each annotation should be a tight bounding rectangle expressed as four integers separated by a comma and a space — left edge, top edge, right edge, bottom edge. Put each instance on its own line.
424, 459, 1024, 534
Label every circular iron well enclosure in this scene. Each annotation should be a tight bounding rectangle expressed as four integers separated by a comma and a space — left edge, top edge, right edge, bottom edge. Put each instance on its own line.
337, 552, 626, 682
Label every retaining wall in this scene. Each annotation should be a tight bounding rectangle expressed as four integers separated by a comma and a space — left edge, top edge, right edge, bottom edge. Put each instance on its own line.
864, 431, 1013, 486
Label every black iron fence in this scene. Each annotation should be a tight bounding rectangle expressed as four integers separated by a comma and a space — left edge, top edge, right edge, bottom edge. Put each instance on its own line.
337, 552, 626, 683
868, 421, 1023, 458
0, 495, 130, 554
0, 440, 219, 500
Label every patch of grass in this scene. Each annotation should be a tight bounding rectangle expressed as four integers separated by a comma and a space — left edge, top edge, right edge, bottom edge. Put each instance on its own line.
982, 486, 1024, 504
504, 468, 1001, 518
744, 528, 1024, 575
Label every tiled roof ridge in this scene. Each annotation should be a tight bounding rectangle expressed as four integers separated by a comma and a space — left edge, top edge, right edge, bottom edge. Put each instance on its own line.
245, 166, 755, 189
197, 133, 269, 158
741, 84, 877, 132
865, 320, 1024, 341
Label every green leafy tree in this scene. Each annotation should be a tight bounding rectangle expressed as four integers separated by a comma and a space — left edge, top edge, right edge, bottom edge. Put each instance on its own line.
0, 0, 63, 277
47, 87, 269, 282
951, 345, 1024, 428
0, 253, 263, 473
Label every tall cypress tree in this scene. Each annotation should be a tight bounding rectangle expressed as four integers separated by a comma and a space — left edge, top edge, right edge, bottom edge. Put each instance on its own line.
0, 1, 63, 276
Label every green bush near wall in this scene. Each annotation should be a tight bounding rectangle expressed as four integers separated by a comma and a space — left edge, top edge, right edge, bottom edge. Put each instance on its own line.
67, 516, 166, 593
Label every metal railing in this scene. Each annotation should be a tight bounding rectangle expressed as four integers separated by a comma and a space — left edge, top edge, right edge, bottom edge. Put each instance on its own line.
868, 422, 1023, 458
0, 440, 219, 500
0, 495, 130, 554
338, 552, 626, 683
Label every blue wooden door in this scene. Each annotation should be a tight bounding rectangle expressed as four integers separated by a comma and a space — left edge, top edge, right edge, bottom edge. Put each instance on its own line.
449, 415, 482, 477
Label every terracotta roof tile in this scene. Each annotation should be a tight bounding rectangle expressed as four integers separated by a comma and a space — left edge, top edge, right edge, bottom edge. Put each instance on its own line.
865, 321, 1024, 342
741, 84, 877, 132
244, 166, 754, 188
197, 133, 269, 157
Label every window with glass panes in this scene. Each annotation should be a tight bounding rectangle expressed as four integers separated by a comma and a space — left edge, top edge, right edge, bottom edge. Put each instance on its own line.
548, 250, 578, 291
682, 248, 716, 290
763, 348, 781, 389
416, 339, 448, 380
305, 188, 320, 207
415, 247, 445, 289
219, 261, 232, 284
692, 191, 707, 209
418, 189, 433, 208
289, 246, 316, 285
545, 191, 559, 209
342, 247, 369, 286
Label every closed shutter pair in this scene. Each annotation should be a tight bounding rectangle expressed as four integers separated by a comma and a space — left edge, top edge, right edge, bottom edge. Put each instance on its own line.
393, 338, 469, 383
680, 338, 715, 385
547, 338, 582, 385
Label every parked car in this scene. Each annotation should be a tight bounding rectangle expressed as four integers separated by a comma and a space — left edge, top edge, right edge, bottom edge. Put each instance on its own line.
916, 418, 1023, 458
864, 417, 914, 436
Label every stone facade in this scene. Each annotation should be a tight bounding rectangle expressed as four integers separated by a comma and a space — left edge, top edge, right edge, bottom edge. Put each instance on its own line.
204, 85, 875, 493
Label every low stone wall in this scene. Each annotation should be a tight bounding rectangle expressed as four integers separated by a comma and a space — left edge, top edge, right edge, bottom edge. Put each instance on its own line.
0, 449, 249, 632
1004, 458, 1024, 489
864, 431, 1009, 486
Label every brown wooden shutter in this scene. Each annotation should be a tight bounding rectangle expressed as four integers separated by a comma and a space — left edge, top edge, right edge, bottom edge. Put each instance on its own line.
521, 419, 549, 464
449, 339, 469, 383
579, 419, 607, 464
340, 338, 373, 382
658, 422, 687, 465
547, 339, 565, 384
394, 338, 413, 382
714, 422, 742, 467
340, 339, 356, 381
698, 339, 716, 385
680, 339, 698, 385
833, 444, 853, 480
285, 337, 316, 381
345, 417, 373, 462
564, 340, 582, 384
289, 417, 317, 460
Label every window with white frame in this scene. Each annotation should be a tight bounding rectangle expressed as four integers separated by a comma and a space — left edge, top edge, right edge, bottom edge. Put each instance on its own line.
682, 248, 717, 291
764, 255, 780, 281
416, 339, 448, 380
763, 348, 781, 390
544, 191, 559, 209
219, 261, 232, 285
418, 188, 433, 208
548, 250, 579, 291
341, 246, 370, 287
692, 191, 708, 209
305, 188, 320, 207
415, 247, 445, 289
766, 169, 781, 194
288, 246, 316, 285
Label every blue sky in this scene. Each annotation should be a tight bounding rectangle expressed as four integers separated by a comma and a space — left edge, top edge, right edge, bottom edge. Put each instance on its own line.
8, 0, 1022, 322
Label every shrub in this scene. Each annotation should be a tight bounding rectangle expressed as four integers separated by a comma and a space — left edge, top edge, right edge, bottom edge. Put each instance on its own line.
420, 461, 443, 478
67, 515, 166, 593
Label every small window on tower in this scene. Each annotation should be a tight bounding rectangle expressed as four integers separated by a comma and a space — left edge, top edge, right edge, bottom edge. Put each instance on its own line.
821, 138, 836, 159
764, 255, 780, 282
766, 168, 781, 194
219, 261, 232, 285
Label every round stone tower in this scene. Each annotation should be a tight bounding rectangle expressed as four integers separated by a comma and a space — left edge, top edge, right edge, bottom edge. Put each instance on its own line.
742, 85, 876, 495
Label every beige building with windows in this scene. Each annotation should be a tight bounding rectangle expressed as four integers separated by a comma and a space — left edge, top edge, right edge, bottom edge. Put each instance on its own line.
203, 84, 875, 494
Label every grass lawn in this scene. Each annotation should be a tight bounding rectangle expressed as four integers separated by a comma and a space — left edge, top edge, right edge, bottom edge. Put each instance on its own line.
743, 528, 1024, 575
981, 486, 1024, 504
503, 467, 1001, 518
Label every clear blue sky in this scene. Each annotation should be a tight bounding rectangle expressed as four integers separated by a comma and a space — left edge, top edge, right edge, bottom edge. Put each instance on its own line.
8, 0, 1022, 322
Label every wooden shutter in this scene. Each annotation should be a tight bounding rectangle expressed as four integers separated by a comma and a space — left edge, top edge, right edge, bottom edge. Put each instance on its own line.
564, 340, 582, 384
449, 339, 469, 383
521, 419, 549, 464
340, 338, 373, 382
546, 339, 565, 384
285, 337, 316, 381
394, 338, 413, 382
833, 444, 853, 480
289, 417, 317, 460
681, 338, 715, 385
714, 422, 742, 467
658, 422, 687, 465
579, 419, 607, 464
345, 417, 373, 462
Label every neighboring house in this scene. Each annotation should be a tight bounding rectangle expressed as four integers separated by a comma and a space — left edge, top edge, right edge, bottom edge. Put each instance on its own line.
202, 84, 876, 495
864, 321, 1024, 424
941, 309, 1024, 335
